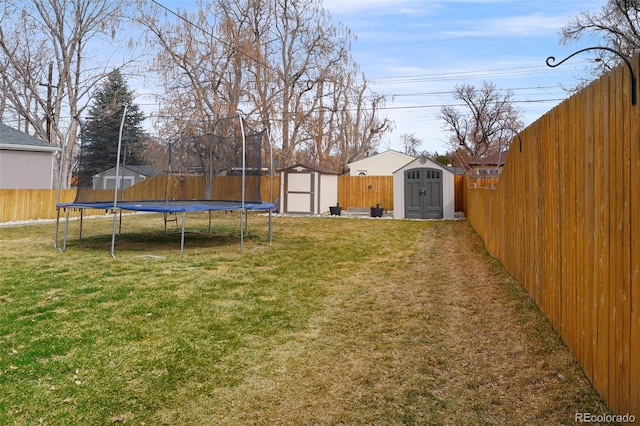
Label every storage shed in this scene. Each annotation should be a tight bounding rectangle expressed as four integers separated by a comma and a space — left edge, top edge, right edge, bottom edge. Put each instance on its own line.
393, 156, 455, 219
92, 165, 153, 190
280, 163, 339, 214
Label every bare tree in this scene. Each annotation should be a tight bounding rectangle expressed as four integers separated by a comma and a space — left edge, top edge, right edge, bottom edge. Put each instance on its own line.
137, 0, 391, 170
253, 0, 353, 166
297, 65, 392, 172
336, 73, 392, 172
561, 0, 640, 77
400, 133, 423, 157
0, 0, 131, 188
136, 0, 251, 198
439, 81, 523, 169
136, 5, 231, 119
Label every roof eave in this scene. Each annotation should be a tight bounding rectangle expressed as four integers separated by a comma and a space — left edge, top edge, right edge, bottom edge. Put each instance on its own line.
0, 143, 61, 153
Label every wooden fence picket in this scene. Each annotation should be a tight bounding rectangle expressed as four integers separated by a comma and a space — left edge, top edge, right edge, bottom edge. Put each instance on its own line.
464, 54, 640, 416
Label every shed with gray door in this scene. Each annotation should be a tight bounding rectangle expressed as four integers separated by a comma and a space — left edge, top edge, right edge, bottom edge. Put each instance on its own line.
280, 163, 339, 215
92, 165, 154, 190
93, 165, 153, 189
393, 156, 455, 219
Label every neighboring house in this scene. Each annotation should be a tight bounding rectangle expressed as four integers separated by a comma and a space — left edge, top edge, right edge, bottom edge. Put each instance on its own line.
346, 150, 415, 176
467, 152, 508, 176
0, 123, 60, 189
92, 165, 154, 190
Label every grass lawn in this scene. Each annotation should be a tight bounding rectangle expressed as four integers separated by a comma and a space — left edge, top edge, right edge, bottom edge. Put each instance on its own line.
0, 213, 611, 424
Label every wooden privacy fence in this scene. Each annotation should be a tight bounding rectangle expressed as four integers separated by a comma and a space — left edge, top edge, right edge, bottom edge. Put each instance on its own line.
2, 173, 472, 222
337, 175, 393, 210
0, 189, 107, 223
0, 176, 280, 223
464, 54, 640, 416
337, 174, 467, 212
75, 175, 278, 204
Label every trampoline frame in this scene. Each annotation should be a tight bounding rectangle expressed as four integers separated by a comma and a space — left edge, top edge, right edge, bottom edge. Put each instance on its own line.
54, 111, 276, 257
54, 200, 274, 256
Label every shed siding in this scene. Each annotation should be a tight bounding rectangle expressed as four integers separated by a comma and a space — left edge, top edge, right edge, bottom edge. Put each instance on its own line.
93, 168, 147, 190
318, 174, 338, 214
0, 150, 55, 189
288, 172, 312, 192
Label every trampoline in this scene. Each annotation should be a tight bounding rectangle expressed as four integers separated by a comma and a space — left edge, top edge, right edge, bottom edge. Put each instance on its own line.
54, 110, 276, 257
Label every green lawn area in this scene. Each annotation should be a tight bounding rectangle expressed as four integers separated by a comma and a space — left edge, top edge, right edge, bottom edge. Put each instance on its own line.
0, 213, 610, 424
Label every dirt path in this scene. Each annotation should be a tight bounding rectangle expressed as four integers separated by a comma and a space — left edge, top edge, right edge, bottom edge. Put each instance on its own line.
210, 220, 610, 425
411, 221, 610, 424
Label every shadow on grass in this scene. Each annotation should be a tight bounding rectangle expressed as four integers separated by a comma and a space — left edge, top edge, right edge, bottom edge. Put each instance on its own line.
66, 226, 266, 253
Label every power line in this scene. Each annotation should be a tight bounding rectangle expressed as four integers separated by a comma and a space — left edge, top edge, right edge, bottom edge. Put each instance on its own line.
370, 66, 582, 85
391, 85, 564, 97
372, 98, 566, 112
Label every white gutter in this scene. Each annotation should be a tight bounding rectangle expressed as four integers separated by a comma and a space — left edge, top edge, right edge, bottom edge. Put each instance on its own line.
0, 143, 61, 152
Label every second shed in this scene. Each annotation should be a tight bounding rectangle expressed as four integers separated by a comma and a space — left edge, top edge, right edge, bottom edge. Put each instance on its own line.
393, 156, 455, 220
279, 163, 339, 215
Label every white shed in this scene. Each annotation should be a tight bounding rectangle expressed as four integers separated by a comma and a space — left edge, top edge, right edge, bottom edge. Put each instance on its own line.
92, 165, 153, 190
393, 156, 455, 220
279, 163, 339, 214
347, 150, 415, 176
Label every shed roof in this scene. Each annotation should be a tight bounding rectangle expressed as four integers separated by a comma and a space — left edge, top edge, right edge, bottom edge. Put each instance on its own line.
468, 151, 508, 167
96, 164, 156, 176
392, 156, 455, 175
280, 163, 340, 175
0, 123, 60, 152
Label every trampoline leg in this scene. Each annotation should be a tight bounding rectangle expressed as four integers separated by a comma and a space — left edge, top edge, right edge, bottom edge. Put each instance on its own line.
180, 212, 186, 256
54, 207, 61, 250
240, 210, 244, 252
79, 209, 84, 240
110, 209, 118, 259
208, 210, 212, 233
62, 208, 70, 253
268, 209, 272, 246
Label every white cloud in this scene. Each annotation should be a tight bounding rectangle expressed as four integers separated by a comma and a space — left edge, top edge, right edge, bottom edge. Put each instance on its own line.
321, 0, 435, 16
437, 13, 568, 39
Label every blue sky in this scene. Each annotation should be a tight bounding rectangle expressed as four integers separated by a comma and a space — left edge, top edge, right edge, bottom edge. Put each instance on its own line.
131, 0, 607, 155
319, 0, 606, 154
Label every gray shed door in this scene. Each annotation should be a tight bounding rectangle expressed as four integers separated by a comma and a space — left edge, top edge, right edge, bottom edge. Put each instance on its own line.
404, 168, 443, 219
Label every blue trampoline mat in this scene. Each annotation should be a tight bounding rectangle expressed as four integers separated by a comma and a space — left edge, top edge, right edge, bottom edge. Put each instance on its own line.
57, 200, 276, 213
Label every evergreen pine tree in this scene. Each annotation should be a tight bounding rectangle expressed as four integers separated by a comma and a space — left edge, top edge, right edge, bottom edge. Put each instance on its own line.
78, 70, 146, 187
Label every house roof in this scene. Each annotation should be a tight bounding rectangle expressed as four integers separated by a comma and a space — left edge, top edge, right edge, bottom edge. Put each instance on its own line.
347, 149, 415, 168
0, 123, 60, 152
468, 151, 508, 167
